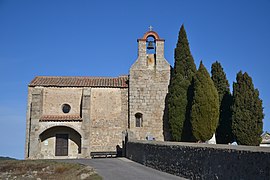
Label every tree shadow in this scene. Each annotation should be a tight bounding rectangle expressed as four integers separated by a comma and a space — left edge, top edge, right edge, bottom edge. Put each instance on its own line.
181, 78, 196, 142
163, 67, 173, 141
216, 92, 234, 144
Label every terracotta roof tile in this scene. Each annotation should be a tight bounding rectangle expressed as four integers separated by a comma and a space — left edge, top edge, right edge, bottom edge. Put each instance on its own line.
40, 115, 82, 122
29, 76, 128, 88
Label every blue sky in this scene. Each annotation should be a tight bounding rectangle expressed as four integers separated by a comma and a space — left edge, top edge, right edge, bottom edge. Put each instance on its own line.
0, 1, 270, 159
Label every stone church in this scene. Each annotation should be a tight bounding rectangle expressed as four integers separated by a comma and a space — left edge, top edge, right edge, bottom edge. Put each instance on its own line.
25, 29, 171, 159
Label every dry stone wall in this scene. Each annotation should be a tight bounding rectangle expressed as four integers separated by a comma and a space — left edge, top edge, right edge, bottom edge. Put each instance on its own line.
126, 140, 270, 180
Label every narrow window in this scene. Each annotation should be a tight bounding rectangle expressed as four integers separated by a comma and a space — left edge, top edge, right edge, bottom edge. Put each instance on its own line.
135, 113, 143, 127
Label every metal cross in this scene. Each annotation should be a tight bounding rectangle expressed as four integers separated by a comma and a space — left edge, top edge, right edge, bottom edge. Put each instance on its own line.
149, 25, 153, 31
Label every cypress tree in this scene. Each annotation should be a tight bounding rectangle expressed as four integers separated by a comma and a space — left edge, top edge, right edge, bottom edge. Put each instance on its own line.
168, 25, 196, 141
211, 61, 230, 102
211, 61, 233, 144
232, 71, 264, 146
190, 61, 219, 142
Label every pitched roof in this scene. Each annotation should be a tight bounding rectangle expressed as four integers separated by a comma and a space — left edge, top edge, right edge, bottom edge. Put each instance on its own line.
39, 115, 82, 122
261, 132, 270, 144
29, 76, 128, 88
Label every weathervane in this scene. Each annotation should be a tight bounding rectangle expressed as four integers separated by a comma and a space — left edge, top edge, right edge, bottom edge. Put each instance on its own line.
148, 25, 153, 31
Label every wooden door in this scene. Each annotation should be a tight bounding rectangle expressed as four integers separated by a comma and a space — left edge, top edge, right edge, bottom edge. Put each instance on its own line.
55, 134, 68, 156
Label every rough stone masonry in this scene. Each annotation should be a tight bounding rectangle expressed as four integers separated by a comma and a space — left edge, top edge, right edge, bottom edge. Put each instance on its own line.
126, 140, 270, 180
25, 30, 171, 159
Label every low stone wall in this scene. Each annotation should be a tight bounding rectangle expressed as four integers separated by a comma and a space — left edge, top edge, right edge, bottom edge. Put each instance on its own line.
126, 140, 270, 179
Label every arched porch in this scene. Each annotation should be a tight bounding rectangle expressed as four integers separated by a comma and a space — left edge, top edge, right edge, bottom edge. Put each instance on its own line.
39, 126, 82, 158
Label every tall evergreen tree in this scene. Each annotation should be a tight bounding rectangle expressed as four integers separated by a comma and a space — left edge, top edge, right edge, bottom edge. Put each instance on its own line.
168, 25, 196, 141
211, 61, 233, 144
232, 71, 264, 146
190, 61, 219, 142
211, 61, 230, 102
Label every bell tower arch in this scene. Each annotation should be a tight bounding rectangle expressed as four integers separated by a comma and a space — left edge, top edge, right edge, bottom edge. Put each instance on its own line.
129, 27, 171, 141
136, 27, 166, 69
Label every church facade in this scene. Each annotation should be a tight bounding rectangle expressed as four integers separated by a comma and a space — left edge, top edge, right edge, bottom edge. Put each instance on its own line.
25, 30, 171, 159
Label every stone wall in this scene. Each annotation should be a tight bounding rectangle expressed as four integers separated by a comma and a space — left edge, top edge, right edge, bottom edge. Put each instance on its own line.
25, 87, 44, 159
25, 86, 128, 159
25, 87, 85, 159
43, 88, 82, 115
90, 88, 128, 152
126, 140, 270, 180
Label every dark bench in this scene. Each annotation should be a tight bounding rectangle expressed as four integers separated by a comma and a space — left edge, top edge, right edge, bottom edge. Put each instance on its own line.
90, 151, 117, 158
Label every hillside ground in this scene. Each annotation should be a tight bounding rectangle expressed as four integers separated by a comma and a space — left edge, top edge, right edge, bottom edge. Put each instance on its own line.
0, 158, 102, 180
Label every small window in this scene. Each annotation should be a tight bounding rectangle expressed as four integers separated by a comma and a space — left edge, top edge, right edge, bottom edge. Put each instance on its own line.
135, 113, 143, 127
62, 104, 71, 113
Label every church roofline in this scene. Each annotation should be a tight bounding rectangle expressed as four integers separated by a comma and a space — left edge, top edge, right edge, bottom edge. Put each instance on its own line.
29, 76, 128, 88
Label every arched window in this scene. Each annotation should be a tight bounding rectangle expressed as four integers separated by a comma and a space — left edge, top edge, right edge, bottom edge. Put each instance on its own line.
135, 113, 143, 127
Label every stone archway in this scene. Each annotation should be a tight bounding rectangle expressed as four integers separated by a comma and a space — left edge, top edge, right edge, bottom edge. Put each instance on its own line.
39, 126, 82, 158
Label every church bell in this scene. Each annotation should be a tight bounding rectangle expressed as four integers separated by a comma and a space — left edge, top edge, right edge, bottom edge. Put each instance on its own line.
147, 41, 155, 49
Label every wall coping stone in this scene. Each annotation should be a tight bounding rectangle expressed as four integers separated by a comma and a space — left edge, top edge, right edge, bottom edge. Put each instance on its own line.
129, 140, 270, 153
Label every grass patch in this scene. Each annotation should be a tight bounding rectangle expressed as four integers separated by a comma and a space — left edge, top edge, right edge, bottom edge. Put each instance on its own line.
0, 159, 102, 180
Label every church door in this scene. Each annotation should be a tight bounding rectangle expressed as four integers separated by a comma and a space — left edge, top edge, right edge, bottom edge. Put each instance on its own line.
55, 134, 68, 156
